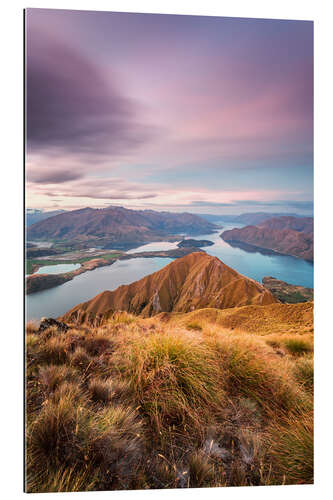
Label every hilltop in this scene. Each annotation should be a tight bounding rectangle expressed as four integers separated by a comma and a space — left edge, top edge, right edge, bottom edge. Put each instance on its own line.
221, 216, 313, 261
62, 252, 277, 324
27, 206, 217, 249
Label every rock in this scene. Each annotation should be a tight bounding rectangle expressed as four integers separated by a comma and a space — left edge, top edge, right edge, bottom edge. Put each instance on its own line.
38, 317, 69, 334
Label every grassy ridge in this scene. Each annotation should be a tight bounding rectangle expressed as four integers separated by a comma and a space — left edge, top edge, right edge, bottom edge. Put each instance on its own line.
25, 309, 313, 492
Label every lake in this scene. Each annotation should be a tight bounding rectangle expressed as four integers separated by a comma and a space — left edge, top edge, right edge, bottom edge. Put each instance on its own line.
26, 257, 173, 321
187, 222, 313, 289
34, 263, 81, 275
26, 221, 313, 321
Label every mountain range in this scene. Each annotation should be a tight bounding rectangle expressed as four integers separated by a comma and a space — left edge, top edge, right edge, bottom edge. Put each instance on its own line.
221, 216, 313, 261
27, 206, 217, 248
200, 212, 306, 225
26, 208, 66, 226
62, 252, 277, 324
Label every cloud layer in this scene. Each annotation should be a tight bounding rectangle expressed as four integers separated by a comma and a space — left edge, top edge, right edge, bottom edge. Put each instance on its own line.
25, 10, 313, 214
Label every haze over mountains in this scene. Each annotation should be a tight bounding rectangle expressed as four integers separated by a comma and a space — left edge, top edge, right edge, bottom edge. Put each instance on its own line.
26, 208, 66, 226
221, 216, 313, 261
27, 206, 217, 248
200, 212, 308, 225
63, 252, 277, 323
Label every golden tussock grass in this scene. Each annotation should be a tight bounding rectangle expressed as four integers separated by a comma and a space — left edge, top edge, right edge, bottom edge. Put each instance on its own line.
25, 305, 313, 491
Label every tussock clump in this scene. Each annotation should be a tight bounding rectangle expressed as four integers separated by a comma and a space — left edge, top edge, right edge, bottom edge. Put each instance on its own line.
39, 336, 69, 364
30, 465, 96, 493
90, 405, 143, 474
84, 335, 115, 356
89, 378, 113, 403
265, 411, 314, 484
265, 334, 313, 357
109, 379, 134, 402
110, 311, 136, 325
119, 332, 223, 433
39, 364, 78, 394
27, 391, 91, 474
213, 336, 304, 414
283, 338, 313, 356
69, 347, 92, 369
293, 358, 314, 391
188, 451, 215, 487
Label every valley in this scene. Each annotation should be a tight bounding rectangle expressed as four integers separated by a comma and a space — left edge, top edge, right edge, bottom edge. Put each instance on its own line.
26, 219, 314, 321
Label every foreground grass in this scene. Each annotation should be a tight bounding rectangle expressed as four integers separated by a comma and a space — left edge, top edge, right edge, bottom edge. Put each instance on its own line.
25, 310, 313, 492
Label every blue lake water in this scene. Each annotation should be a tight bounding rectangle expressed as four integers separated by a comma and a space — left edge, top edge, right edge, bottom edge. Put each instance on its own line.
26, 221, 313, 322
34, 263, 81, 275
187, 223, 313, 289
26, 257, 173, 321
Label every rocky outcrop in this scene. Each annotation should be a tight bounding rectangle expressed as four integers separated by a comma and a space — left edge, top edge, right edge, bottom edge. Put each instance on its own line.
38, 317, 69, 334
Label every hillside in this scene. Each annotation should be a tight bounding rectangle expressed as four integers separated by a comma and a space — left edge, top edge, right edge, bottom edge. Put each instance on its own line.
221, 216, 313, 261
164, 301, 313, 336
259, 216, 313, 234
27, 206, 217, 248
62, 252, 277, 324
26, 303, 313, 491
26, 209, 66, 227
262, 277, 314, 304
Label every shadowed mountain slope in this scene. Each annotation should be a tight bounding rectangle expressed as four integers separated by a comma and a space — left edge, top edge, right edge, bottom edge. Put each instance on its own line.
62, 252, 277, 323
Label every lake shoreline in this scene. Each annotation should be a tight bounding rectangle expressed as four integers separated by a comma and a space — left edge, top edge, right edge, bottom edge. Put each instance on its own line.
26, 247, 201, 294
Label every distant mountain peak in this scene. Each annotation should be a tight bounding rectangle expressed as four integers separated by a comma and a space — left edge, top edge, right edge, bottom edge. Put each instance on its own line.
27, 206, 218, 247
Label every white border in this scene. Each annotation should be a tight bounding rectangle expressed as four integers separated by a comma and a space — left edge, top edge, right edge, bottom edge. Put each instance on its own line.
1, 1, 332, 499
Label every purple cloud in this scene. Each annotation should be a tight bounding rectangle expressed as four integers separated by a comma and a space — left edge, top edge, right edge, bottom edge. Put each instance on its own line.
27, 168, 84, 184
26, 29, 152, 159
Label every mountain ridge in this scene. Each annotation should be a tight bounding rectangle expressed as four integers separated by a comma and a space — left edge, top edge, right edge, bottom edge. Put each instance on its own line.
62, 252, 277, 324
27, 206, 217, 248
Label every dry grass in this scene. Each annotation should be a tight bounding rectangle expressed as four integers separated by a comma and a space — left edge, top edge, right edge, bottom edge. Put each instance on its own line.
265, 411, 313, 484
293, 358, 314, 391
25, 307, 313, 491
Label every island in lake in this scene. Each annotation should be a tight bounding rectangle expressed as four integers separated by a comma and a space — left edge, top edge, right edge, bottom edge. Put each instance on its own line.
177, 238, 214, 248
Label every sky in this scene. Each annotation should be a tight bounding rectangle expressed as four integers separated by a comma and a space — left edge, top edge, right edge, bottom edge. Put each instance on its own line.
25, 9, 313, 215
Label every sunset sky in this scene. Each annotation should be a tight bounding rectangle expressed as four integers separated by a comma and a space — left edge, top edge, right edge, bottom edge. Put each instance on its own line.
25, 9, 313, 215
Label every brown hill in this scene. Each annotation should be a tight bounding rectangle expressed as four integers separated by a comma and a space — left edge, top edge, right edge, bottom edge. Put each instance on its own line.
62, 252, 277, 324
27, 206, 217, 248
259, 216, 313, 234
221, 216, 313, 261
